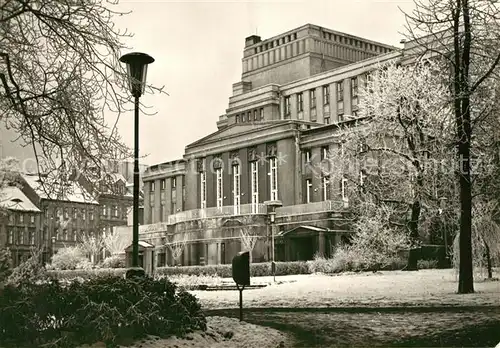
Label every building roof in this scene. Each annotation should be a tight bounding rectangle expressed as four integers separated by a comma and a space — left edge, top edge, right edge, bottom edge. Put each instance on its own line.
0, 186, 41, 212
278, 225, 328, 237
22, 174, 99, 205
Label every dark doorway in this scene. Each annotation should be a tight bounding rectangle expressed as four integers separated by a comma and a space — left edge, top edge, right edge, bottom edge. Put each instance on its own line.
294, 237, 314, 261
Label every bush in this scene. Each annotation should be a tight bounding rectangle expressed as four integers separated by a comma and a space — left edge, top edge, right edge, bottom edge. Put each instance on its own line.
101, 255, 126, 268
417, 259, 439, 269
48, 247, 88, 270
0, 275, 206, 347
6, 249, 48, 287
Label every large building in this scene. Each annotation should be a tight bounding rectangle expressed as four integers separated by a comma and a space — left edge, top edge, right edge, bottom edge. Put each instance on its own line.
126, 24, 415, 268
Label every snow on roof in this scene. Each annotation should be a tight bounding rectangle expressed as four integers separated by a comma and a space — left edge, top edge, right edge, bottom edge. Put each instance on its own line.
22, 174, 99, 205
110, 172, 127, 183
0, 186, 41, 212
139, 240, 154, 248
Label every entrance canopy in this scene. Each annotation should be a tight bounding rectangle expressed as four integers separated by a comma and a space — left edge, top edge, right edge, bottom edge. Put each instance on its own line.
124, 240, 155, 252
277, 225, 328, 238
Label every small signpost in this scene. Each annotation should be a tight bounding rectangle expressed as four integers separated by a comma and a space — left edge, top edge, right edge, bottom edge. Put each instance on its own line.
231, 250, 250, 322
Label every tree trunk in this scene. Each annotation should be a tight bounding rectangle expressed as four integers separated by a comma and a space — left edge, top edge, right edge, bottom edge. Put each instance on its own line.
406, 200, 421, 271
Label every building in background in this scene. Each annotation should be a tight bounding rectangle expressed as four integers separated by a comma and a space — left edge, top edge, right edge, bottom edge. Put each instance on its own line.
0, 185, 42, 266
127, 23, 405, 267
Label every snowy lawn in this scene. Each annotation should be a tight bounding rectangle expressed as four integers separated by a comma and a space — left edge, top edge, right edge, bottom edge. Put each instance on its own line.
79, 316, 293, 348
190, 269, 500, 309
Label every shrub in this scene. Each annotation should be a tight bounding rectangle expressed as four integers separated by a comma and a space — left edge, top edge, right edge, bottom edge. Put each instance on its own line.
101, 255, 126, 269
0, 275, 206, 347
48, 247, 88, 270
6, 249, 48, 287
417, 259, 439, 269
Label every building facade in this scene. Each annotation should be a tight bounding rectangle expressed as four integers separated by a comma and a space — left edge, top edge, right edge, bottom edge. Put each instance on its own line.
131, 24, 417, 267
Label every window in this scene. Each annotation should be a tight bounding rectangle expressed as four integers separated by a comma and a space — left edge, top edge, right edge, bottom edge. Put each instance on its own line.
338, 113, 344, 122
72, 230, 77, 241
216, 168, 223, 208
337, 81, 344, 101
253, 110, 258, 121
161, 179, 166, 190
8, 213, 14, 224
284, 96, 291, 117
113, 205, 119, 217
297, 93, 303, 112
233, 164, 241, 214
200, 172, 207, 209
19, 214, 24, 223
306, 179, 312, 203
260, 108, 264, 120
64, 209, 69, 219
310, 89, 316, 109
341, 176, 348, 201
251, 161, 259, 213
324, 116, 330, 125
101, 205, 107, 216
63, 229, 68, 241
8, 229, 14, 244
172, 177, 176, 189
304, 150, 312, 164
30, 230, 35, 245
235, 115, 240, 123
30, 215, 35, 224
322, 85, 330, 105
18, 229, 24, 244
269, 157, 278, 201
351, 77, 358, 98
89, 210, 94, 221
151, 181, 155, 192
322, 176, 331, 201
321, 146, 329, 160
247, 111, 251, 121
73, 208, 77, 219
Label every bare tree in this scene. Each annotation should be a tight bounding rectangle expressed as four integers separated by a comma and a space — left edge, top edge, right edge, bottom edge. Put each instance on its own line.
239, 226, 259, 263
78, 234, 103, 265
0, 0, 165, 195
166, 233, 188, 266
102, 229, 128, 255
402, 0, 500, 294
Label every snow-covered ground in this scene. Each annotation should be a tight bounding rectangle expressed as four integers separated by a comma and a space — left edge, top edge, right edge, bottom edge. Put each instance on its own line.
190, 269, 500, 309
79, 316, 292, 348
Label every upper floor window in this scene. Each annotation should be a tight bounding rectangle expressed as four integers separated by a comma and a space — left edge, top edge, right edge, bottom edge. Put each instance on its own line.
322, 176, 331, 201
81, 208, 86, 220
304, 150, 312, 164
30, 215, 35, 224
235, 115, 240, 123
160, 179, 166, 190
269, 157, 278, 201
351, 77, 358, 98
297, 93, 303, 112
306, 179, 312, 203
321, 146, 329, 160
113, 205, 119, 218
216, 168, 223, 208
310, 89, 316, 109
200, 172, 207, 209
260, 108, 264, 121
172, 177, 176, 189
284, 96, 291, 117
150, 181, 155, 192
101, 205, 107, 216
337, 81, 344, 101
253, 110, 258, 121
322, 85, 330, 105
19, 214, 24, 223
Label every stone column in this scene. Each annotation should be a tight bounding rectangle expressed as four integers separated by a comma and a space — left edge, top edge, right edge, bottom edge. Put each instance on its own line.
318, 231, 326, 257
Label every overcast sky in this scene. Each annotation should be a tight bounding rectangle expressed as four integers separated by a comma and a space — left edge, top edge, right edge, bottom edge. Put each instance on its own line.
112, 0, 417, 166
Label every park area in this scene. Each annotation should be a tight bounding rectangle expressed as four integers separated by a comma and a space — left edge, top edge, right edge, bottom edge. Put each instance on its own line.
78, 269, 500, 347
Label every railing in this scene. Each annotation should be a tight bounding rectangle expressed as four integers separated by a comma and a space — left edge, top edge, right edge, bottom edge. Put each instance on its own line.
167, 203, 267, 224
276, 200, 347, 217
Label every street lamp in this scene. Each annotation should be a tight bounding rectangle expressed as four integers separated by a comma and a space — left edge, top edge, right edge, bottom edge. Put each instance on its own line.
264, 200, 282, 282
119, 52, 155, 271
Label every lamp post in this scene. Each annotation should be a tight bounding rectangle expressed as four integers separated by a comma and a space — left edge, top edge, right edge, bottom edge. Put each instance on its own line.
438, 197, 449, 263
119, 52, 155, 270
264, 200, 282, 282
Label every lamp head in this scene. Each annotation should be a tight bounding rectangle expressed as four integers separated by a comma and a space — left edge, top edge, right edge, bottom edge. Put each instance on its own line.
119, 52, 155, 98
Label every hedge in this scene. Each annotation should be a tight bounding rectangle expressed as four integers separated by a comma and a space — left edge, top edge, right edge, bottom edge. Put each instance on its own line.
46, 268, 128, 280
156, 261, 311, 278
